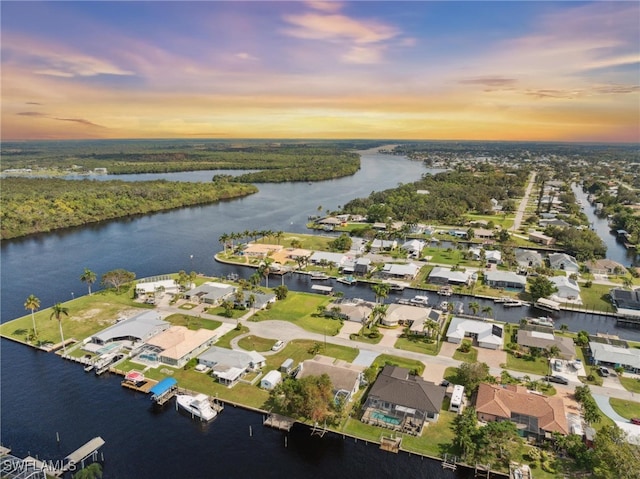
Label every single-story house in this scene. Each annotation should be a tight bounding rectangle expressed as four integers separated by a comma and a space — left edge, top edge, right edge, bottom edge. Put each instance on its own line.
484, 271, 527, 292
589, 341, 640, 373
401, 239, 425, 256
242, 243, 283, 257
370, 239, 397, 252
234, 291, 276, 310
308, 251, 347, 267
330, 298, 375, 323
410, 309, 442, 336
145, 325, 218, 367
539, 219, 572, 228
517, 328, 576, 360
381, 262, 420, 280
428, 267, 471, 286
353, 258, 372, 276
260, 370, 282, 390
184, 282, 236, 305
609, 288, 640, 319
135, 278, 180, 296
448, 229, 468, 239
548, 253, 580, 274
198, 346, 266, 387
446, 317, 504, 350
585, 259, 627, 276
382, 304, 430, 327
362, 366, 445, 435
549, 276, 581, 300
473, 228, 495, 240
297, 355, 365, 402
529, 231, 555, 246
475, 383, 569, 440
469, 248, 501, 264
516, 250, 544, 269
316, 216, 344, 226
91, 310, 169, 345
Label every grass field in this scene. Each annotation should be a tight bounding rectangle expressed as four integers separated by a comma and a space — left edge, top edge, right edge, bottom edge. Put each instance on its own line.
237, 335, 276, 352
165, 314, 222, 331
263, 339, 358, 371
610, 397, 640, 419
505, 352, 550, 375
372, 354, 425, 375
250, 292, 341, 336
394, 336, 440, 356
215, 325, 250, 349
452, 346, 478, 363
619, 376, 640, 394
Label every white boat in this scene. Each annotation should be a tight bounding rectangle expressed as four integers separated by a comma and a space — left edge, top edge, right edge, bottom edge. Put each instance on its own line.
527, 316, 554, 327
310, 272, 329, 280
439, 301, 450, 312
336, 276, 357, 285
409, 295, 429, 306
437, 286, 453, 296
176, 393, 218, 422
503, 298, 523, 308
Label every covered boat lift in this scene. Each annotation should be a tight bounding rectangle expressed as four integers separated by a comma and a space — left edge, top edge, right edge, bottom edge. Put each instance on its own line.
149, 377, 178, 405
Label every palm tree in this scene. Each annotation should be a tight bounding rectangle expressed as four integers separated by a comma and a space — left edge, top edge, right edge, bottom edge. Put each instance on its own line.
371, 304, 388, 327
50, 303, 69, 354
468, 301, 480, 316
623, 276, 633, 290
371, 283, 390, 304
80, 268, 97, 296
24, 294, 40, 340
481, 305, 493, 319
258, 259, 273, 288
424, 319, 439, 339
219, 233, 230, 254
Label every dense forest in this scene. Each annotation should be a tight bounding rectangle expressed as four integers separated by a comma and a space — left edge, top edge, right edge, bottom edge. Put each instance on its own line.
0, 177, 257, 239
341, 167, 529, 225
1, 141, 364, 182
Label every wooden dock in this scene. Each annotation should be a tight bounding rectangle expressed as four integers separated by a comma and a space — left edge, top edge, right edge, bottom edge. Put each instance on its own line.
442, 453, 458, 471
379, 434, 401, 453
121, 378, 158, 393
263, 413, 296, 431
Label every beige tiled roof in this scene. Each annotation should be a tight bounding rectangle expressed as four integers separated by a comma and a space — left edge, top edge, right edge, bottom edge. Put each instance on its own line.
475, 383, 568, 435
147, 326, 217, 361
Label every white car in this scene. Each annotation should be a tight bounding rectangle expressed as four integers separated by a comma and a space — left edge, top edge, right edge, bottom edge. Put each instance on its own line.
272, 340, 285, 351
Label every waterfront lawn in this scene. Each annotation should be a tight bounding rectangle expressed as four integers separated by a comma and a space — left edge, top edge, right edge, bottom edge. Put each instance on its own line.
610, 397, 640, 419
372, 354, 425, 376
165, 314, 222, 331
250, 292, 341, 336
237, 335, 276, 352
573, 283, 616, 313
394, 336, 440, 356
401, 410, 458, 458
0, 289, 151, 346
215, 325, 250, 349
264, 339, 358, 371
282, 233, 334, 251
619, 376, 640, 394
505, 352, 549, 375
452, 346, 478, 363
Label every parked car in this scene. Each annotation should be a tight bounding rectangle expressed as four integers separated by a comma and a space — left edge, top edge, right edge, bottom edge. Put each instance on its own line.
598, 367, 610, 377
272, 340, 285, 351
544, 375, 569, 385
631, 418, 640, 425
440, 380, 450, 388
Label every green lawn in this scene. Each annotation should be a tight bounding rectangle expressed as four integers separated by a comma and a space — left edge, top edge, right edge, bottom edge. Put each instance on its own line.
349, 328, 383, 344
205, 306, 247, 319
610, 397, 640, 419
237, 335, 276, 352
164, 314, 222, 331
0, 288, 152, 346
452, 346, 478, 363
572, 283, 616, 313
394, 336, 440, 356
215, 325, 250, 349
250, 292, 341, 336
372, 354, 425, 375
401, 410, 459, 458
505, 352, 550, 375
619, 376, 640, 394
264, 339, 358, 371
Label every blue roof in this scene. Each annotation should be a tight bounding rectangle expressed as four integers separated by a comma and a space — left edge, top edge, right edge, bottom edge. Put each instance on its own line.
149, 377, 177, 397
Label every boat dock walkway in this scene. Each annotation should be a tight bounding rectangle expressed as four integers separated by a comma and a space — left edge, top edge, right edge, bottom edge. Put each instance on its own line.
64, 436, 105, 472
263, 413, 296, 431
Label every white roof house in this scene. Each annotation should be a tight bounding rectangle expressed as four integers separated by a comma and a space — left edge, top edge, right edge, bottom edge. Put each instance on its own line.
549, 276, 581, 300
370, 239, 397, 252
548, 253, 580, 273
382, 304, 431, 327
135, 279, 180, 295
381, 262, 420, 279
184, 282, 236, 305
589, 342, 640, 372
92, 310, 169, 345
198, 346, 267, 387
146, 325, 218, 367
484, 270, 527, 291
401, 240, 425, 254
309, 251, 348, 266
446, 317, 504, 350
428, 267, 471, 285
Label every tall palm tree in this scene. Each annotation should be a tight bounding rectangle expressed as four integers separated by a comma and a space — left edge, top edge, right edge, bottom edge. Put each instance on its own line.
258, 259, 273, 288
468, 301, 480, 316
24, 294, 40, 340
50, 302, 69, 354
80, 268, 97, 296
371, 283, 390, 304
219, 233, 229, 254
481, 305, 493, 319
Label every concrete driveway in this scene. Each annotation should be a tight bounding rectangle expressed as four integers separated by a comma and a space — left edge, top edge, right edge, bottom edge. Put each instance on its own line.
477, 348, 507, 369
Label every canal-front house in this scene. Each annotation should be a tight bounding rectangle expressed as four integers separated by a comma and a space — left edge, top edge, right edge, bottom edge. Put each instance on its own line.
380, 262, 420, 280
90, 310, 169, 345
144, 326, 218, 368
516, 325, 576, 360
381, 303, 431, 328
446, 317, 504, 350
297, 355, 365, 402
198, 346, 266, 387
585, 259, 627, 276
516, 250, 544, 270
609, 287, 640, 322
484, 270, 526, 292
549, 276, 581, 301
548, 253, 580, 274
361, 366, 445, 436
184, 282, 236, 305
528, 231, 555, 246
475, 383, 569, 442
428, 266, 472, 286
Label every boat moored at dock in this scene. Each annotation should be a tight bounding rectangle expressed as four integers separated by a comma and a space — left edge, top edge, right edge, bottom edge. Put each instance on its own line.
176, 393, 219, 422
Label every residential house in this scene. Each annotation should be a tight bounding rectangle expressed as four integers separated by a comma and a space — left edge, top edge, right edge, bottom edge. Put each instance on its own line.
362, 366, 445, 435
484, 271, 527, 292
446, 317, 504, 350
589, 340, 640, 373
381, 262, 420, 280
184, 282, 236, 305
428, 267, 471, 286
297, 355, 365, 402
145, 326, 218, 367
308, 251, 347, 267
529, 231, 555, 246
382, 304, 430, 327
353, 258, 372, 276
539, 218, 572, 228
517, 326, 576, 360
91, 310, 169, 345
401, 239, 425, 257
198, 346, 266, 387
409, 309, 442, 336
549, 276, 581, 301
610, 288, 640, 320
448, 229, 468, 239
475, 383, 569, 440
473, 228, 495, 240
242, 243, 283, 258
234, 291, 276, 310
548, 253, 580, 274
584, 259, 627, 276
135, 278, 180, 297
469, 248, 502, 264
370, 239, 397, 253
516, 249, 543, 269
330, 298, 374, 323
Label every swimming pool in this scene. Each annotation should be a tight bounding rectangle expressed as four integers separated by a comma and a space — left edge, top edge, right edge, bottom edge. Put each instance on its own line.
371, 411, 401, 425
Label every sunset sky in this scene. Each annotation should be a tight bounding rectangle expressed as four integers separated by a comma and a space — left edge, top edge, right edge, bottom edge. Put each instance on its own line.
2, 1, 638, 142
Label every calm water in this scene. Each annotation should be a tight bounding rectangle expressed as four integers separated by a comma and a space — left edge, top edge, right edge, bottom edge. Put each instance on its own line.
1, 148, 475, 478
